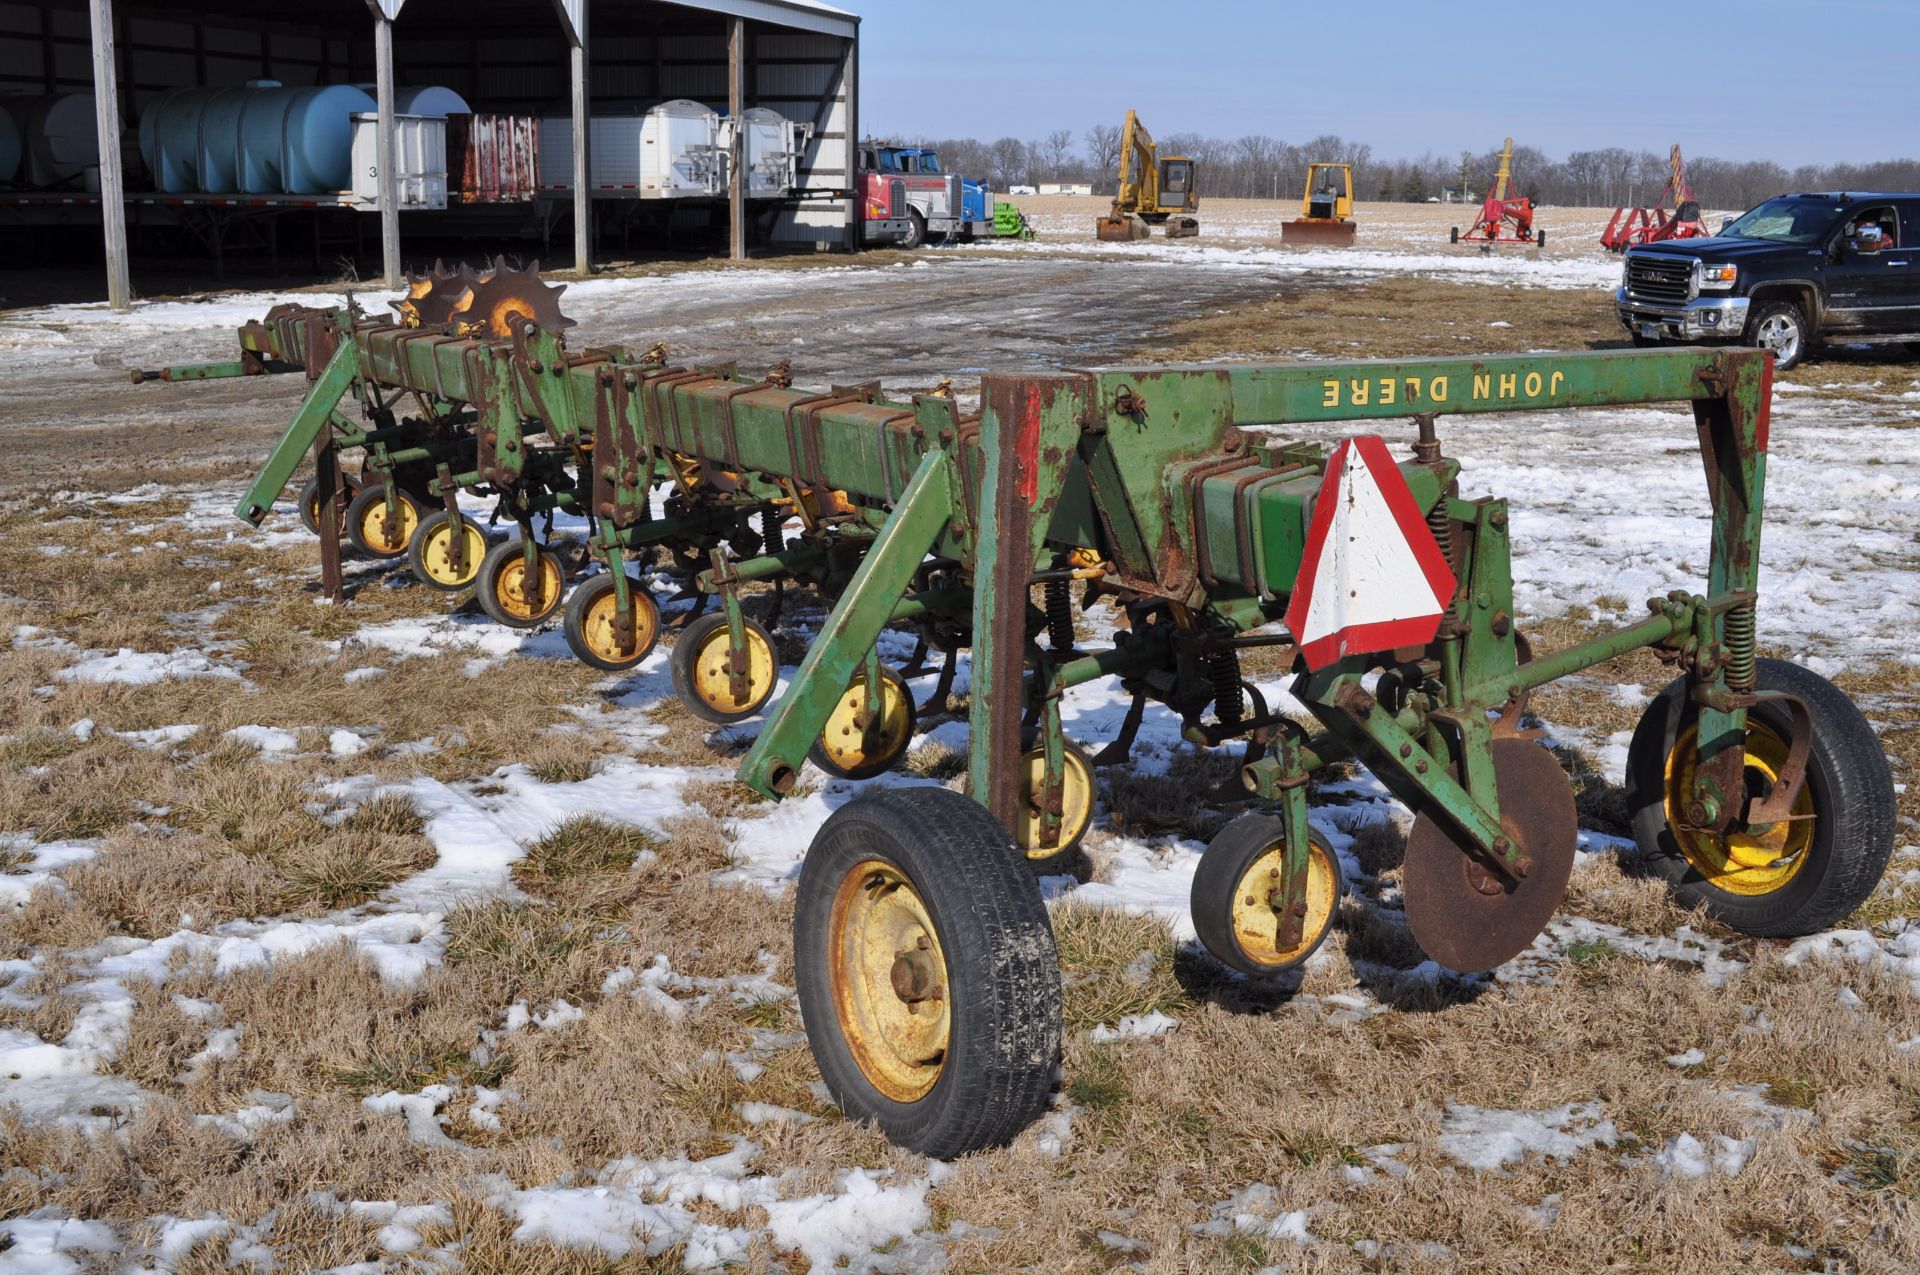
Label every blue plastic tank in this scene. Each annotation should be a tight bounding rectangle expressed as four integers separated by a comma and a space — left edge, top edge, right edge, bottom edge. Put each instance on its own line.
140, 82, 375, 195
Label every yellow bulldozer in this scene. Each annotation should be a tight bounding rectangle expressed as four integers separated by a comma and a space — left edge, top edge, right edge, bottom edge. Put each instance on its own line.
1095, 110, 1199, 241
1280, 162, 1357, 247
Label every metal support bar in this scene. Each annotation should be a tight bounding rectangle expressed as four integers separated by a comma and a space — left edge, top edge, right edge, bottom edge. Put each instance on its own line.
569, 6, 591, 276
728, 16, 746, 262
371, 9, 400, 289
233, 341, 357, 525
88, 0, 130, 311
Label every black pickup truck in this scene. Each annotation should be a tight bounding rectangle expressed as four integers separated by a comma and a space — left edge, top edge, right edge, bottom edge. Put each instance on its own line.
1616, 191, 1920, 369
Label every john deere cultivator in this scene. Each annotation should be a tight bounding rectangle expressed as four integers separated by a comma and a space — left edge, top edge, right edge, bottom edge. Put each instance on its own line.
141, 270, 1895, 1160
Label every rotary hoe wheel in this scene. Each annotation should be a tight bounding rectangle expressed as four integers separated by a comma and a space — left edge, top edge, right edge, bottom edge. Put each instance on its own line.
389, 259, 481, 330
449, 257, 577, 339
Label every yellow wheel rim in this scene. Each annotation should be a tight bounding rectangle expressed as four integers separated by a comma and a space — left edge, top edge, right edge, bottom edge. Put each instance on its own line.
491, 550, 564, 621
828, 860, 950, 1102
420, 518, 486, 587
817, 672, 913, 775
358, 497, 418, 554
1230, 838, 1339, 968
581, 584, 656, 667
1665, 721, 1814, 896
689, 623, 776, 715
1013, 745, 1094, 859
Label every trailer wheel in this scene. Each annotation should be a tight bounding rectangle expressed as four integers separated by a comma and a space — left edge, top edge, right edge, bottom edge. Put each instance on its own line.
1536, 229, 1547, 247
562, 572, 660, 672
476, 539, 566, 629
901, 209, 927, 250
810, 664, 916, 780
1192, 816, 1343, 976
407, 510, 488, 592
795, 786, 1061, 1158
1450, 226, 1460, 244
670, 611, 780, 723
1012, 740, 1097, 872
1745, 300, 1812, 370
344, 485, 423, 559
299, 473, 360, 537
1624, 658, 1895, 937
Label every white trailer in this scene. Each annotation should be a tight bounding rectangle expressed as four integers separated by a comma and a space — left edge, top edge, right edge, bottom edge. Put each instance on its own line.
537, 100, 724, 198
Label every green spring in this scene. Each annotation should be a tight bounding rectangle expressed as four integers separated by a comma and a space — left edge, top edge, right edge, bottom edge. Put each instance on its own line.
1725, 604, 1756, 690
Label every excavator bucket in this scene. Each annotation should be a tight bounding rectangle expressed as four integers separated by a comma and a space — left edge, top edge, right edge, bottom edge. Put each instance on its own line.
1096, 213, 1151, 242
1281, 220, 1356, 248
1162, 217, 1200, 239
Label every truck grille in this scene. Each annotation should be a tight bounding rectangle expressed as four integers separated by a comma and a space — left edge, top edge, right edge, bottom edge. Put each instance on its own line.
1626, 255, 1692, 306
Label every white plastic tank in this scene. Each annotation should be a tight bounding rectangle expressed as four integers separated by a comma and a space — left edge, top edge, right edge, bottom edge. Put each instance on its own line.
2, 94, 98, 188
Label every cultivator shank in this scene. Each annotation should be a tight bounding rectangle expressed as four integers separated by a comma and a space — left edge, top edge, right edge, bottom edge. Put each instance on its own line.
139, 271, 1893, 1161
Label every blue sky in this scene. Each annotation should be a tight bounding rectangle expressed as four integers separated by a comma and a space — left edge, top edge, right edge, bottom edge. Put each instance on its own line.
857, 0, 1918, 167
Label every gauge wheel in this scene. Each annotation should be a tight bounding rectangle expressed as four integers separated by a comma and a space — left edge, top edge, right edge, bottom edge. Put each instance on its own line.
1745, 299, 1812, 370
406, 510, 488, 592
562, 572, 661, 672
669, 611, 780, 724
1624, 658, 1895, 937
344, 484, 423, 559
809, 664, 917, 780
476, 539, 566, 629
1191, 815, 1344, 976
298, 473, 360, 536
795, 786, 1060, 1158
1011, 740, 1097, 873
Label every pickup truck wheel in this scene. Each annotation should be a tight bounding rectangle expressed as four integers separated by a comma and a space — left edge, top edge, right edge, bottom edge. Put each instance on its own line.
901, 209, 926, 250
1745, 300, 1811, 370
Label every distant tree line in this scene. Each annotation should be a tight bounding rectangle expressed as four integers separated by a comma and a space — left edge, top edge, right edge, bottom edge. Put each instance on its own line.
884, 128, 1920, 210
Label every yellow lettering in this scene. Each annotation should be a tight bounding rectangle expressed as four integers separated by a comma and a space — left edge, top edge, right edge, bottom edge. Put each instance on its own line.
1550, 370, 1565, 395
1498, 372, 1518, 397
1378, 376, 1397, 406
1429, 376, 1449, 402
1322, 379, 1340, 408
1349, 378, 1371, 406
1524, 371, 1543, 397
1473, 373, 1491, 400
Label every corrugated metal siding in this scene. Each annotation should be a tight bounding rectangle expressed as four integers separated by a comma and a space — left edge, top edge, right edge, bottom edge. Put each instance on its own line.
756, 63, 833, 98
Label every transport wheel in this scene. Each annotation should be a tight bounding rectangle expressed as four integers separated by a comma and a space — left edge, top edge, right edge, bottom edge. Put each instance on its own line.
298, 473, 360, 536
1745, 300, 1811, 370
1624, 658, 1894, 937
344, 485, 423, 559
1191, 816, 1343, 976
901, 209, 926, 250
1012, 740, 1097, 873
562, 573, 661, 673
670, 611, 780, 723
810, 665, 916, 780
406, 510, 488, 592
1536, 230, 1547, 247
1450, 226, 1460, 244
795, 786, 1061, 1158
476, 539, 566, 629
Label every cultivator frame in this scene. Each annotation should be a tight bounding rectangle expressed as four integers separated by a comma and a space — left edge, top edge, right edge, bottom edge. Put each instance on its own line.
139, 281, 1896, 1159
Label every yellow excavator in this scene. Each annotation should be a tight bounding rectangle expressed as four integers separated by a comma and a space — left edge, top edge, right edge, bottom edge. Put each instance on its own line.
1095, 110, 1199, 241
1280, 162, 1357, 247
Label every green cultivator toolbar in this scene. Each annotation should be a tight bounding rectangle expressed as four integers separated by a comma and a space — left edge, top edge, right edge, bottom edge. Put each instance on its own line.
139, 270, 1894, 1160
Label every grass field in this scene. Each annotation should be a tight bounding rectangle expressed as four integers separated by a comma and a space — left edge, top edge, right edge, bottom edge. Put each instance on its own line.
1, 221, 1917, 1272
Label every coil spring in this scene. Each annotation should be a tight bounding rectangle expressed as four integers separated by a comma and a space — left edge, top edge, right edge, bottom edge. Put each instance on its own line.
761, 507, 785, 556
1044, 578, 1075, 652
1428, 497, 1453, 573
1724, 602, 1756, 690
1208, 647, 1244, 730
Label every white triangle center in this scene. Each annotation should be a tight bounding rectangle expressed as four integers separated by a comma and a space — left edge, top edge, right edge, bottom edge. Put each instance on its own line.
1297, 446, 1445, 651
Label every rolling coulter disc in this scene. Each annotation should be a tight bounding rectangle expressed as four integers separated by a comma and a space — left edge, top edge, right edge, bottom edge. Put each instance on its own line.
1403, 738, 1576, 972
449, 257, 576, 339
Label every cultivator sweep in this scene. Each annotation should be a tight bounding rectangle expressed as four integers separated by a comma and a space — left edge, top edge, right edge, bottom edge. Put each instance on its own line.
138, 270, 1894, 1161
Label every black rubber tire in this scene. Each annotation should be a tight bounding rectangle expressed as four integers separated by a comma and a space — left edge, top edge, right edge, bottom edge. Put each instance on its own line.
901, 209, 926, 250
1536, 230, 1547, 247
795, 787, 1061, 1158
1450, 226, 1460, 244
669, 610, 781, 724
1191, 816, 1343, 976
809, 664, 918, 781
1624, 658, 1895, 937
475, 538, 567, 629
344, 484, 423, 559
405, 509, 488, 593
1744, 299, 1813, 371
562, 572, 661, 673
298, 473, 360, 537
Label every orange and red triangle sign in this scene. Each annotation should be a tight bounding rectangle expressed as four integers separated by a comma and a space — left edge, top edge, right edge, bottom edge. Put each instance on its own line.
1284, 436, 1458, 671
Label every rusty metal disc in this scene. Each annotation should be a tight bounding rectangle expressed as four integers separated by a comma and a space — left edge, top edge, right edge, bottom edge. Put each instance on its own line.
448, 256, 575, 339
390, 259, 472, 329
1403, 737, 1576, 972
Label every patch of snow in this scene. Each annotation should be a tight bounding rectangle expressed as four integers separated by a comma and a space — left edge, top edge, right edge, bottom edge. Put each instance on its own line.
54, 647, 246, 687
1647, 1132, 1754, 1179
1087, 1010, 1180, 1043
1436, 1101, 1618, 1171
222, 724, 299, 755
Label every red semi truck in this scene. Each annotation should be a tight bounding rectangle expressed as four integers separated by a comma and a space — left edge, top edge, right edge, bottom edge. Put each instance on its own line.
859, 143, 992, 248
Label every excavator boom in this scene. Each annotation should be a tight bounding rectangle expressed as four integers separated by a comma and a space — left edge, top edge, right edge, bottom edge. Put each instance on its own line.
1096, 109, 1199, 241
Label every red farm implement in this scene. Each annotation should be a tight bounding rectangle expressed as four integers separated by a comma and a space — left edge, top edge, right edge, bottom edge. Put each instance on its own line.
1451, 137, 1545, 248
1601, 144, 1708, 252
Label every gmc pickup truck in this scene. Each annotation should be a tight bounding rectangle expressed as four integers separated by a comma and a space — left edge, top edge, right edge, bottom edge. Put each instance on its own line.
1616, 191, 1920, 369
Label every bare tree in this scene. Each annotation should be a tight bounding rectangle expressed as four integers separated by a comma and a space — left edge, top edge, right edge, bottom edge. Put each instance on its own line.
1085, 123, 1121, 192
988, 137, 1028, 190
1040, 129, 1077, 182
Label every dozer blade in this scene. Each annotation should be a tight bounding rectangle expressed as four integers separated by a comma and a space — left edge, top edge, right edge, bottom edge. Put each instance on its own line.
1281, 220, 1357, 248
1162, 217, 1200, 239
1096, 214, 1151, 242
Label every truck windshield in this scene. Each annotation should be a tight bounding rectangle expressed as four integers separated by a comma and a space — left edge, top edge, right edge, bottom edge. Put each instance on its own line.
1721, 198, 1848, 245
917, 155, 942, 174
